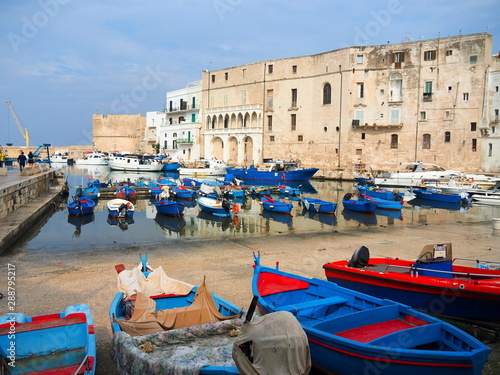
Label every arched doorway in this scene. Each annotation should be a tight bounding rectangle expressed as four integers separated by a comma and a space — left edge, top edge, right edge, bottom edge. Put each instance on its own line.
243, 136, 253, 164
228, 136, 238, 164
211, 137, 224, 160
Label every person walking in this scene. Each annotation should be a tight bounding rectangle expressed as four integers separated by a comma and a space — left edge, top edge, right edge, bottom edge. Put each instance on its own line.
18, 151, 27, 171
0, 149, 5, 168
28, 151, 34, 165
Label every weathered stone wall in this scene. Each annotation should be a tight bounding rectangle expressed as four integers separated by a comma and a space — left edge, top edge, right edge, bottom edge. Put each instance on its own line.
92, 114, 149, 154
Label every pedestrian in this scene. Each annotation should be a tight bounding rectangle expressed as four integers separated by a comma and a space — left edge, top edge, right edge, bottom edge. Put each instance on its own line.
0, 149, 5, 168
17, 151, 27, 171
28, 151, 34, 165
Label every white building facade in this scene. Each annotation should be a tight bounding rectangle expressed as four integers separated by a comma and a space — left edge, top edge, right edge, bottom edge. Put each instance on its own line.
159, 81, 203, 162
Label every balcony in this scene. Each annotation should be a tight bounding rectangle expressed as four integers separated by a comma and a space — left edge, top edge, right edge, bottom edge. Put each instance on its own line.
176, 138, 193, 144
423, 93, 432, 102
167, 104, 199, 113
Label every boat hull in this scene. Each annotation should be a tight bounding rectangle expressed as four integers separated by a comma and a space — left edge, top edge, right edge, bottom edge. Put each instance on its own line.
342, 200, 377, 213
262, 199, 293, 213
253, 256, 491, 375
323, 259, 500, 324
67, 199, 95, 216
301, 197, 337, 214
228, 168, 318, 182
154, 200, 185, 216
196, 197, 233, 217
107, 198, 135, 217
413, 189, 464, 203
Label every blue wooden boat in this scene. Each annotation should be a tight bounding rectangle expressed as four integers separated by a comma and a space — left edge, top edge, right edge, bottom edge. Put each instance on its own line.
170, 185, 197, 199
67, 197, 95, 216
227, 160, 318, 182
154, 199, 185, 216
407, 197, 465, 211
80, 187, 100, 201
115, 186, 137, 200
0, 304, 96, 374
149, 186, 163, 198
301, 197, 337, 214
109, 256, 242, 374
252, 253, 491, 375
261, 196, 293, 214
278, 185, 301, 196
324, 243, 500, 326
342, 199, 377, 213
356, 185, 404, 201
359, 194, 404, 210
107, 198, 135, 217
248, 186, 273, 196
161, 161, 181, 171
223, 187, 246, 199
196, 196, 235, 217
87, 179, 109, 188
182, 177, 202, 186
413, 189, 468, 204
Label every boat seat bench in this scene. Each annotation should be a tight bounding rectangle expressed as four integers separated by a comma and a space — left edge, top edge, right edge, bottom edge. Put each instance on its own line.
278, 296, 348, 312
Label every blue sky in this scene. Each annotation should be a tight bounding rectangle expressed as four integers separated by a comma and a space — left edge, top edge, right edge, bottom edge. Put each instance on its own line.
1, 0, 499, 147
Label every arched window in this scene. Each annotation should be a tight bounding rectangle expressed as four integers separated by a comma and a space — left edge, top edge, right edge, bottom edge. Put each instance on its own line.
389, 73, 403, 102
423, 134, 431, 149
323, 83, 331, 105
390, 134, 398, 149
444, 131, 451, 143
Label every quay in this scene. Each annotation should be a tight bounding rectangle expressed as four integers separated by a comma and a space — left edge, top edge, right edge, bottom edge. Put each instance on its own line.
0, 168, 499, 374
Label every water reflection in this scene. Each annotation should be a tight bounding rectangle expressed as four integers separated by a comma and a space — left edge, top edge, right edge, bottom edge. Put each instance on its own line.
107, 216, 135, 230
67, 213, 95, 237
7, 164, 499, 253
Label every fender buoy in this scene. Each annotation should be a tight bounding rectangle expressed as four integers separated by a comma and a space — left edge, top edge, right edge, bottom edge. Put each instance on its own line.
232, 203, 240, 214
467, 177, 474, 183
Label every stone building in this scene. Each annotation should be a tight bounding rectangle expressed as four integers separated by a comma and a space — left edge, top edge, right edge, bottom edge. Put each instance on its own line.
201, 33, 500, 175
92, 113, 148, 154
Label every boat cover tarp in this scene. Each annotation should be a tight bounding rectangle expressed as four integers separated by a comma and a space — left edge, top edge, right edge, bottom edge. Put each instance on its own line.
117, 266, 193, 299
232, 311, 311, 375
115, 281, 240, 336
111, 318, 244, 375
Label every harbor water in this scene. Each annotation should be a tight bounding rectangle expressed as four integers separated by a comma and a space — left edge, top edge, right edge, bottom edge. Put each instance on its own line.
6, 163, 500, 255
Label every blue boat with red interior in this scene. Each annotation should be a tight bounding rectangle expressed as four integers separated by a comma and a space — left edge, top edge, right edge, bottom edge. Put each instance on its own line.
227, 160, 318, 182
253, 252, 491, 375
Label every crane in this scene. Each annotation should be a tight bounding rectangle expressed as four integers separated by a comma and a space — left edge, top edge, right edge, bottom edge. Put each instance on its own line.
6, 101, 31, 148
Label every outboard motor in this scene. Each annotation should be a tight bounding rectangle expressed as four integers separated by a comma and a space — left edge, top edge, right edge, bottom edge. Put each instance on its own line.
118, 203, 128, 216
222, 199, 231, 211
348, 246, 370, 268
343, 192, 353, 201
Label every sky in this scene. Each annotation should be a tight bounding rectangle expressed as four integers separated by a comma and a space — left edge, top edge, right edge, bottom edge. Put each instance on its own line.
1, 0, 499, 147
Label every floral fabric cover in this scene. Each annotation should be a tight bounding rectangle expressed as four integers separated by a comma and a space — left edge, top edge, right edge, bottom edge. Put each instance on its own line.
111, 318, 244, 375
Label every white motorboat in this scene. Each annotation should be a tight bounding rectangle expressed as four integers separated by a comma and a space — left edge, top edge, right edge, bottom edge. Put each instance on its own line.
50, 153, 71, 164
75, 151, 108, 165
178, 158, 227, 176
373, 162, 462, 187
107, 154, 164, 171
471, 192, 500, 205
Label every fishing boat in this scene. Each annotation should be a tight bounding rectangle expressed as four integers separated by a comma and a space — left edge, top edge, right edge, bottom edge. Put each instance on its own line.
323, 243, 500, 326
80, 186, 100, 201
471, 192, 500, 205
115, 186, 137, 200
278, 185, 302, 196
0, 304, 96, 374
87, 179, 110, 188
109, 256, 244, 374
196, 196, 238, 217
373, 161, 462, 187
412, 189, 469, 204
252, 252, 491, 375
359, 194, 404, 210
227, 159, 318, 182
261, 196, 293, 214
107, 198, 135, 217
75, 151, 108, 166
223, 186, 246, 199
154, 199, 185, 216
301, 197, 337, 214
178, 158, 227, 176
170, 185, 197, 199
67, 196, 95, 216
248, 186, 272, 196
342, 199, 377, 213
356, 185, 404, 201
107, 154, 164, 171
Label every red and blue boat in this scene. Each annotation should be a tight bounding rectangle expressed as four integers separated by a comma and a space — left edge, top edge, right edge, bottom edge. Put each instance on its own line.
154, 199, 185, 216
356, 185, 404, 201
170, 185, 197, 199
67, 197, 95, 216
323, 243, 500, 326
0, 304, 96, 374
253, 252, 491, 375
227, 160, 318, 182
359, 194, 404, 210
115, 186, 137, 200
